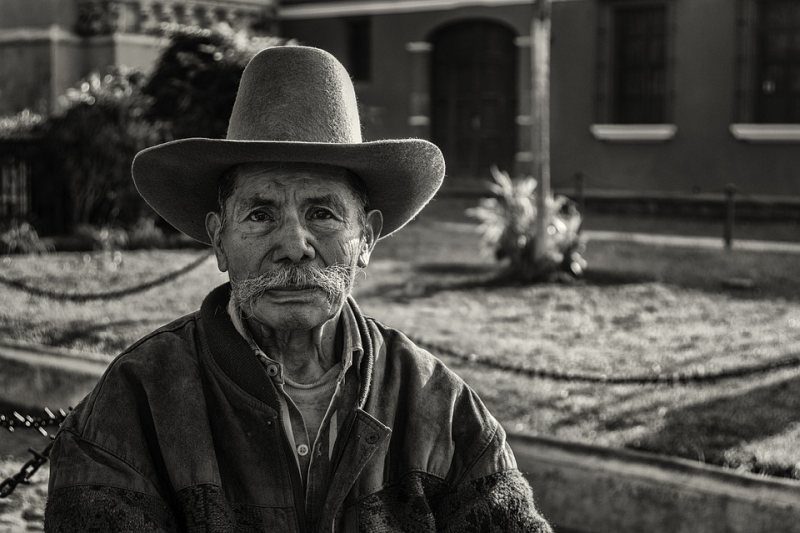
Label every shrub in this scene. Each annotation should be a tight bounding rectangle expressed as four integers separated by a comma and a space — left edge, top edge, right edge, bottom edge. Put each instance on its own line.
144, 23, 291, 139
0, 109, 45, 139
73, 224, 129, 251
43, 67, 167, 228
0, 221, 52, 254
127, 216, 167, 249
467, 165, 587, 281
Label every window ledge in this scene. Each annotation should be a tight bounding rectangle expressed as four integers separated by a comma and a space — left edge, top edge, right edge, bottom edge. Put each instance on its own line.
730, 124, 800, 142
590, 124, 677, 142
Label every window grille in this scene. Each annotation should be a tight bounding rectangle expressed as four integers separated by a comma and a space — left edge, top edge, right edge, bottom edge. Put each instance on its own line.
612, 4, 668, 123
0, 155, 31, 220
754, 0, 800, 122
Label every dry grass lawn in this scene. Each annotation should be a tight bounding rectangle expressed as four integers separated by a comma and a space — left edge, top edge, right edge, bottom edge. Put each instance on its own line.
1, 205, 799, 481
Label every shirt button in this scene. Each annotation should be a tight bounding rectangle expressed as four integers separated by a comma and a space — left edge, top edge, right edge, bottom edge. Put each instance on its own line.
297, 444, 309, 456
266, 365, 279, 377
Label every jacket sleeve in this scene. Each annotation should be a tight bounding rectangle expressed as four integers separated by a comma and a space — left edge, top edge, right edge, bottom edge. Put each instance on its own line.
435, 386, 553, 533
45, 429, 178, 532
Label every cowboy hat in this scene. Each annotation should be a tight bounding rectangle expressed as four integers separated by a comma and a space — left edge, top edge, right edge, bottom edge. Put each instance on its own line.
132, 45, 445, 244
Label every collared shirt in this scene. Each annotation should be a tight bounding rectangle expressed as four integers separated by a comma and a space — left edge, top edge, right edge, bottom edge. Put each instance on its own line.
226, 297, 362, 523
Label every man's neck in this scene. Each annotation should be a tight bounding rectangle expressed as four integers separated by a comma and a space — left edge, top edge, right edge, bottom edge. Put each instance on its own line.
244, 312, 341, 384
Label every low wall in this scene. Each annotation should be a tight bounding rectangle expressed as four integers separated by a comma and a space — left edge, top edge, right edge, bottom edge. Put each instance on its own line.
1, 341, 798, 532
511, 433, 800, 533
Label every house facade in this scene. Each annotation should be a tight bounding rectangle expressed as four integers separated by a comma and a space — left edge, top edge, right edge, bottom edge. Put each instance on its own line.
280, 0, 800, 199
1, 0, 799, 205
0, 0, 277, 116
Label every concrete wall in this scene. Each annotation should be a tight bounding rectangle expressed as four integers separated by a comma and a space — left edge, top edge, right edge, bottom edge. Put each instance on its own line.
0, 40, 53, 114
0, 0, 77, 30
511, 433, 800, 533
551, 0, 800, 197
282, 4, 532, 169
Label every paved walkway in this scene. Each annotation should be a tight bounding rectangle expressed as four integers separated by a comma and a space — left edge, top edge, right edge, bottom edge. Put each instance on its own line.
0, 340, 106, 376
439, 221, 800, 254
584, 230, 800, 254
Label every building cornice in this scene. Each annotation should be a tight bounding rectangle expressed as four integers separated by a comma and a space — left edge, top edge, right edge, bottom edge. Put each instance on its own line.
279, 0, 538, 19
0, 26, 80, 44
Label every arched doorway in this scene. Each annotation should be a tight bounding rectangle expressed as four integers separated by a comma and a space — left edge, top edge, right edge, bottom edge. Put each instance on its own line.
430, 20, 518, 179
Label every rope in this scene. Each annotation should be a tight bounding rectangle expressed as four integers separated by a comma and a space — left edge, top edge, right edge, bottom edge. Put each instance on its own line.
411, 336, 800, 385
0, 251, 212, 302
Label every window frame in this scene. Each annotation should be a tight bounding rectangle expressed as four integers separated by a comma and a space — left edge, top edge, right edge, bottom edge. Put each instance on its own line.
595, 0, 676, 127
732, 0, 800, 141
735, 0, 800, 123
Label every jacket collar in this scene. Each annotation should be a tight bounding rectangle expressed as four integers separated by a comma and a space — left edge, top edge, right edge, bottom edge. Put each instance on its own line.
225, 293, 364, 381
199, 284, 374, 410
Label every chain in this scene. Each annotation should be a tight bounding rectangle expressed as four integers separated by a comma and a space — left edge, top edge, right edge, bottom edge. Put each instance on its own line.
0, 408, 69, 437
0, 408, 69, 499
0, 442, 54, 499
412, 336, 800, 385
0, 250, 211, 302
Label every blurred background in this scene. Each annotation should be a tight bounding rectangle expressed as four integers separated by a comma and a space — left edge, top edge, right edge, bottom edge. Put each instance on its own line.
1, 1, 799, 531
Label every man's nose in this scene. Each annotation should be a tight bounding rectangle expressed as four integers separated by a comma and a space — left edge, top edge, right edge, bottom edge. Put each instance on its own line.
272, 215, 315, 263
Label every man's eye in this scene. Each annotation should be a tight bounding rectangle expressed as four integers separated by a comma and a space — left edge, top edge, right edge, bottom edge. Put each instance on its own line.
309, 208, 335, 220
247, 211, 272, 222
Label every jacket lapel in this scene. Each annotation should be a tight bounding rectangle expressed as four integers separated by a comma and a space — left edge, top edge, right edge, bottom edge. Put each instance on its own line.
317, 409, 391, 532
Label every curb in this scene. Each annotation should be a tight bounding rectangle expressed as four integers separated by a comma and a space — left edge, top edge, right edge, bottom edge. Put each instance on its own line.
510, 433, 800, 533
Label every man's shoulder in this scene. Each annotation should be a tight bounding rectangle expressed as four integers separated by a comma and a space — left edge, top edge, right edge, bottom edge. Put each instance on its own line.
62, 312, 204, 437
368, 318, 466, 394
121, 311, 200, 359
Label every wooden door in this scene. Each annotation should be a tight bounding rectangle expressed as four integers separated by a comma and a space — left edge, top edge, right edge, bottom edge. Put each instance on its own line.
431, 21, 518, 178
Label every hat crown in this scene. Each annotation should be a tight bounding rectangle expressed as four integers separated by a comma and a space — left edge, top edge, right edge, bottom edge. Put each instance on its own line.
227, 46, 362, 144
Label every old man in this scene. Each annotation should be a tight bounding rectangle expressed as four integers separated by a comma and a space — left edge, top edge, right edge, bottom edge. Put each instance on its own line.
44, 46, 551, 532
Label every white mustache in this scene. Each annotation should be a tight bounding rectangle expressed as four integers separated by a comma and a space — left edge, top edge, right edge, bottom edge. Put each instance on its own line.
231, 263, 356, 309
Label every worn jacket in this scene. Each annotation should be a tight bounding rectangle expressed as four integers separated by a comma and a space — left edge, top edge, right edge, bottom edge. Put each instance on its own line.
45, 284, 551, 532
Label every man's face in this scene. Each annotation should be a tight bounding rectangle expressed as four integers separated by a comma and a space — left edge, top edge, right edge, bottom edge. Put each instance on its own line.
205, 163, 381, 331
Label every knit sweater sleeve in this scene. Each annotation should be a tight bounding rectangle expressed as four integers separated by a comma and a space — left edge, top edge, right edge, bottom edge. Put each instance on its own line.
44, 429, 178, 532
434, 462, 552, 532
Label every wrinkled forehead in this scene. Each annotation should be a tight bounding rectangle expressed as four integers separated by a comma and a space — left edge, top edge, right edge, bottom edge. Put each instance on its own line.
229, 162, 360, 204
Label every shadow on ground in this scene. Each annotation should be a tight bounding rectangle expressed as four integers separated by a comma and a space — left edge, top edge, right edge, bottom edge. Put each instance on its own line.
47, 318, 171, 347
619, 375, 800, 479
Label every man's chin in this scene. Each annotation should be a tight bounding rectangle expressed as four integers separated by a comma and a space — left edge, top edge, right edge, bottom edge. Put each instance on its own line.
245, 290, 347, 331
261, 287, 325, 304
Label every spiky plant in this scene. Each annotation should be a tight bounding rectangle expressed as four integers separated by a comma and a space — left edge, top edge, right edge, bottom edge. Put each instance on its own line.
466, 166, 587, 281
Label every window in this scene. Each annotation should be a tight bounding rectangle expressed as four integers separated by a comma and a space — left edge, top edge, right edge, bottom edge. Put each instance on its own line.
346, 17, 371, 82
596, 1, 673, 125
612, 5, 667, 123
754, 0, 800, 123
0, 155, 31, 220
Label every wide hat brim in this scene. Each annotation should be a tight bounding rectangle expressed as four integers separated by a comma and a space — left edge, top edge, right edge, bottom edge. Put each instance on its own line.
132, 137, 445, 244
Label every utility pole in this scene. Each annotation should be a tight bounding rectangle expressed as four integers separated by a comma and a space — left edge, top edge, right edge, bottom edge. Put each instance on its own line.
531, 0, 552, 262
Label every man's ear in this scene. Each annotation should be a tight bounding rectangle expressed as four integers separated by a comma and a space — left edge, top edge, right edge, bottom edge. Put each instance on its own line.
358, 209, 383, 268
205, 211, 228, 272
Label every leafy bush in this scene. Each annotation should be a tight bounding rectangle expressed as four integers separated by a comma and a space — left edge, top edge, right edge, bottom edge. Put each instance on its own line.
144, 23, 291, 139
43, 67, 167, 228
0, 221, 52, 254
0, 109, 45, 139
467, 166, 587, 281
73, 224, 129, 251
127, 217, 167, 249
